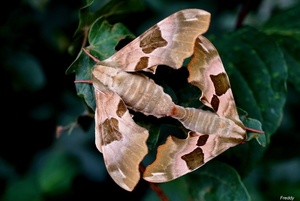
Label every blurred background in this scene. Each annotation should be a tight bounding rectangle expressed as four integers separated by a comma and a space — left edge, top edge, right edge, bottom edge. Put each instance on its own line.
1, 0, 300, 200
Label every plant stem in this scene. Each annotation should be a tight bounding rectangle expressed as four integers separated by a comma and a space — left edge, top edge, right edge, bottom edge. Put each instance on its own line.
139, 164, 170, 201
235, 0, 251, 29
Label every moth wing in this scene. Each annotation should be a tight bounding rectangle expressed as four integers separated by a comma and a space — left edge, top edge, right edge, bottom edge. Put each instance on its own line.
101, 9, 211, 73
143, 131, 240, 182
94, 86, 148, 191
187, 36, 240, 123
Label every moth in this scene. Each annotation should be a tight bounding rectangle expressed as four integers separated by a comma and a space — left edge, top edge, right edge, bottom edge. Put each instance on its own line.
143, 35, 247, 182
89, 9, 212, 191
79, 9, 261, 191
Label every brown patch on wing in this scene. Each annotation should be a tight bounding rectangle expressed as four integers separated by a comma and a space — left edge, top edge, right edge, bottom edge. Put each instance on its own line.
196, 134, 209, 146
100, 118, 122, 146
116, 100, 127, 118
181, 148, 204, 170
140, 25, 168, 54
210, 73, 230, 96
211, 95, 220, 112
135, 56, 149, 71
188, 131, 199, 138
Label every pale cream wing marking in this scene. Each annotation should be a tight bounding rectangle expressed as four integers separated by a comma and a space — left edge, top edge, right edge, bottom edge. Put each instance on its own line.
100, 9, 211, 73
143, 131, 241, 182
94, 84, 148, 191
187, 36, 241, 123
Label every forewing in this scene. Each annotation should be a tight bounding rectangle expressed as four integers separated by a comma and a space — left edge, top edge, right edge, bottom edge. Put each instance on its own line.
143, 131, 242, 182
94, 86, 148, 191
187, 36, 241, 123
100, 9, 211, 73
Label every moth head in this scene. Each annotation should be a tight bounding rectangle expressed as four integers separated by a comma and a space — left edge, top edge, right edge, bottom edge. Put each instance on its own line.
92, 65, 122, 89
231, 120, 247, 139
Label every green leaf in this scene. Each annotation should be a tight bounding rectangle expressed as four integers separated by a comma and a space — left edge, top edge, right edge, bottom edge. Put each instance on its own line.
277, 36, 300, 93
243, 118, 266, 147
212, 26, 287, 176
66, 17, 134, 110
74, 0, 145, 38
214, 26, 287, 139
238, 108, 266, 147
88, 17, 135, 60
133, 114, 162, 151
68, 49, 96, 110
186, 161, 250, 201
261, 3, 300, 37
70, 0, 145, 54
1, 175, 43, 201
143, 176, 190, 201
6, 52, 46, 92
73, 0, 95, 39
261, 3, 300, 93
144, 162, 250, 201
38, 152, 78, 195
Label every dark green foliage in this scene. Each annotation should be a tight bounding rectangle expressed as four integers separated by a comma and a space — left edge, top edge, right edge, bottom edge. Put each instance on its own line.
2, 1, 300, 200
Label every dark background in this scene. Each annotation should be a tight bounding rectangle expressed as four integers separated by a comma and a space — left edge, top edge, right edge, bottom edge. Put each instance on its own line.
1, 0, 299, 200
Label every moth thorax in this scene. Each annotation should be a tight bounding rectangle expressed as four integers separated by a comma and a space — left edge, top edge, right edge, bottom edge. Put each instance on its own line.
228, 120, 247, 139
92, 65, 122, 89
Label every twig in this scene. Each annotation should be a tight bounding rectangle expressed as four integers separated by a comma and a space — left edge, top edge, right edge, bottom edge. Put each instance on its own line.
139, 164, 170, 201
235, 0, 251, 29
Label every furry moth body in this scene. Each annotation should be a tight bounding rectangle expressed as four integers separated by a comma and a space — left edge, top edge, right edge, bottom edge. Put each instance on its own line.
85, 8, 251, 191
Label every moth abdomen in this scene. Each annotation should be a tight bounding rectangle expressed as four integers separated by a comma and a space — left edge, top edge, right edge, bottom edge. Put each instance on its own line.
174, 106, 223, 134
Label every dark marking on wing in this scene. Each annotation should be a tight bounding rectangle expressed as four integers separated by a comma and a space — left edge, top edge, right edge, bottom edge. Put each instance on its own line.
116, 100, 127, 118
211, 94, 220, 112
181, 148, 204, 170
200, 94, 209, 104
196, 134, 209, 146
140, 25, 168, 54
135, 56, 149, 71
100, 117, 122, 146
210, 73, 230, 96
188, 131, 199, 138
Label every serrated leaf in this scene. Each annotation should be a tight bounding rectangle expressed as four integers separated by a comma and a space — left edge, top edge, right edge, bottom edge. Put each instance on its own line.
88, 17, 135, 60
73, 0, 95, 38
67, 18, 134, 110
73, 0, 145, 44
67, 49, 96, 110
186, 161, 250, 201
